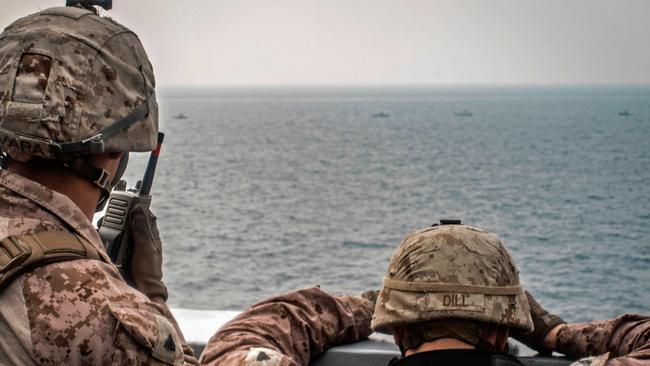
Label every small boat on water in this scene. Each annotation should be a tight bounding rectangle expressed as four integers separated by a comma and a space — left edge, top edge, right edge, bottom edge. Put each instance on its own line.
174, 113, 188, 120
618, 110, 632, 117
454, 110, 473, 117
371, 112, 390, 118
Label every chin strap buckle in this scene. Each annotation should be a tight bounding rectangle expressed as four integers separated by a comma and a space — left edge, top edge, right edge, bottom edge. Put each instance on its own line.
0, 237, 31, 275
94, 168, 111, 189
82, 135, 106, 154
50, 135, 106, 157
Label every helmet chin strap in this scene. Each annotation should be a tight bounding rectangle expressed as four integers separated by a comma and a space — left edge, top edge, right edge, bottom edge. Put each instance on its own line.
95, 152, 128, 212
60, 153, 129, 212
43, 66, 146, 212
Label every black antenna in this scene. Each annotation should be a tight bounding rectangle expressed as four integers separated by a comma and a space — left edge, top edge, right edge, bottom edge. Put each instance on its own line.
138, 132, 164, 196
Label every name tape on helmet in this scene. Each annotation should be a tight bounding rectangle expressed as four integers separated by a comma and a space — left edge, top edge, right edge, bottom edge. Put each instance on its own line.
417, 293, 486, 312
0, 129, 50, 158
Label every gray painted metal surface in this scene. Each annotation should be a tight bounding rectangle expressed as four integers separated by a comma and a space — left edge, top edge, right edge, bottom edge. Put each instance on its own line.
310, 336, 574, 366
310, 337, 398, 366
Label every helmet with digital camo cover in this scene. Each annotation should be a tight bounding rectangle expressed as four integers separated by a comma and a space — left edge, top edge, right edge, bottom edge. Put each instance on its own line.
371, 221, 533, 334
0, 4, 158, 200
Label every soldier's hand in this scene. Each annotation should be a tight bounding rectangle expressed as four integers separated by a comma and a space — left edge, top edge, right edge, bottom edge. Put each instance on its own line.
358, 289, 396, 335
359, 289, 380, 305
511, 290, 566, 355
129, 202, 168, 302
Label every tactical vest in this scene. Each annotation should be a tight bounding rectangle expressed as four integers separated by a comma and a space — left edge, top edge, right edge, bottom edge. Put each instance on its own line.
0, 230, 102, 288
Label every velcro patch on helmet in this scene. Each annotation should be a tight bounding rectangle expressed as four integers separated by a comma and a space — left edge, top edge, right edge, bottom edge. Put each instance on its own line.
4, 102, 43, 123
0, 128, 50, 158
14, 54, 52, 103
421, 293, 486, 312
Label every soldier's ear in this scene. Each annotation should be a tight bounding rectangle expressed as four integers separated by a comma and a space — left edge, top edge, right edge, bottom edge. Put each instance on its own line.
392, 327, 408, 355
392, 327, 403, 344
496, 326, 510, 353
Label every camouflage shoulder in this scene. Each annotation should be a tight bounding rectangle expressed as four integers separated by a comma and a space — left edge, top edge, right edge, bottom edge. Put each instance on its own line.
20, 259, 183, 365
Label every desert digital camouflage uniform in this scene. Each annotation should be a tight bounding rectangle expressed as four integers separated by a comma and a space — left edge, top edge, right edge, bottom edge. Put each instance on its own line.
0, 169, 195, 365
373, 225, 650, 365
199, 286, 375, 366
200, 293, 650, 366
0, 5, 197, 365
201, 224, 650, 366
556, 315, 650, 366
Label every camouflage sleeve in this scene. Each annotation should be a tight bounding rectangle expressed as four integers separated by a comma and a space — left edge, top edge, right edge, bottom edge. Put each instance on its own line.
555, 314, 650, 365
199, 287, 375, 366
151, 297, 201, 365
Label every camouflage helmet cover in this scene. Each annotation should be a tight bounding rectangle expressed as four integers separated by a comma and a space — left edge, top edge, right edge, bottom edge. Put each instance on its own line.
0, 5, 158, 161
371, 224, 533, 333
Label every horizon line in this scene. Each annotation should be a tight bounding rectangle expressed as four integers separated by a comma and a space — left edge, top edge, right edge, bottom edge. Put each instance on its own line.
158, 82, 650, 89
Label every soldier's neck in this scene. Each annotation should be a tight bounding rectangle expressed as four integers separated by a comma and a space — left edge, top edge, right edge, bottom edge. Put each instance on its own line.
405, 338, 475, 356
8, 161, 101, 220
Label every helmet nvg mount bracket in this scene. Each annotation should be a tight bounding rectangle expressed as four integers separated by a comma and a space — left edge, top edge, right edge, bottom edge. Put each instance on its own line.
66, 0, 112, 11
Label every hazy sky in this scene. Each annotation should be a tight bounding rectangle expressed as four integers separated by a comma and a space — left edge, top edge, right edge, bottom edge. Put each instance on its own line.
2, 0, 649, 86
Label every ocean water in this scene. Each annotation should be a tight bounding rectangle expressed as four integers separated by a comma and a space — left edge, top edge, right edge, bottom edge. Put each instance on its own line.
121, 86, 650, 323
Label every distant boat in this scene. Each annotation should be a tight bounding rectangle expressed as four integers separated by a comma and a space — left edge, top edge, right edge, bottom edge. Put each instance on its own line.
371, 112, 390, 118
174, 113, 188, 120
618, 110, 632, 117
454, 110, 473, 117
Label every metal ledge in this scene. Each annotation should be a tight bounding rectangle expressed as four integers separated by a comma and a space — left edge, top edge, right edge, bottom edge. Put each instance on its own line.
310, 334, 573, 366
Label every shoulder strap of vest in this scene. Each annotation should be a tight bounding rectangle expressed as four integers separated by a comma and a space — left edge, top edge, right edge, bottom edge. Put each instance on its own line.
0, 230, 102, 288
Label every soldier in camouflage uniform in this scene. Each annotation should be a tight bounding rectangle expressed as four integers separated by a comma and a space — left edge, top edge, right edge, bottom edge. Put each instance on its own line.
200, 222, 649, 366
200, 286, 376, 366
514, 293, 650, 366
0, 4, 198, 365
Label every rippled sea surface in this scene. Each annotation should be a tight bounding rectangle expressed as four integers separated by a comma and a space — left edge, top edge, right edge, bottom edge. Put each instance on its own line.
122, 86, 650, 322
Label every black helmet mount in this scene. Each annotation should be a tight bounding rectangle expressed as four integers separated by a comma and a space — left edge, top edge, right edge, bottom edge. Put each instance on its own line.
66, 0, 112, 11
432, 219, 462, 227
